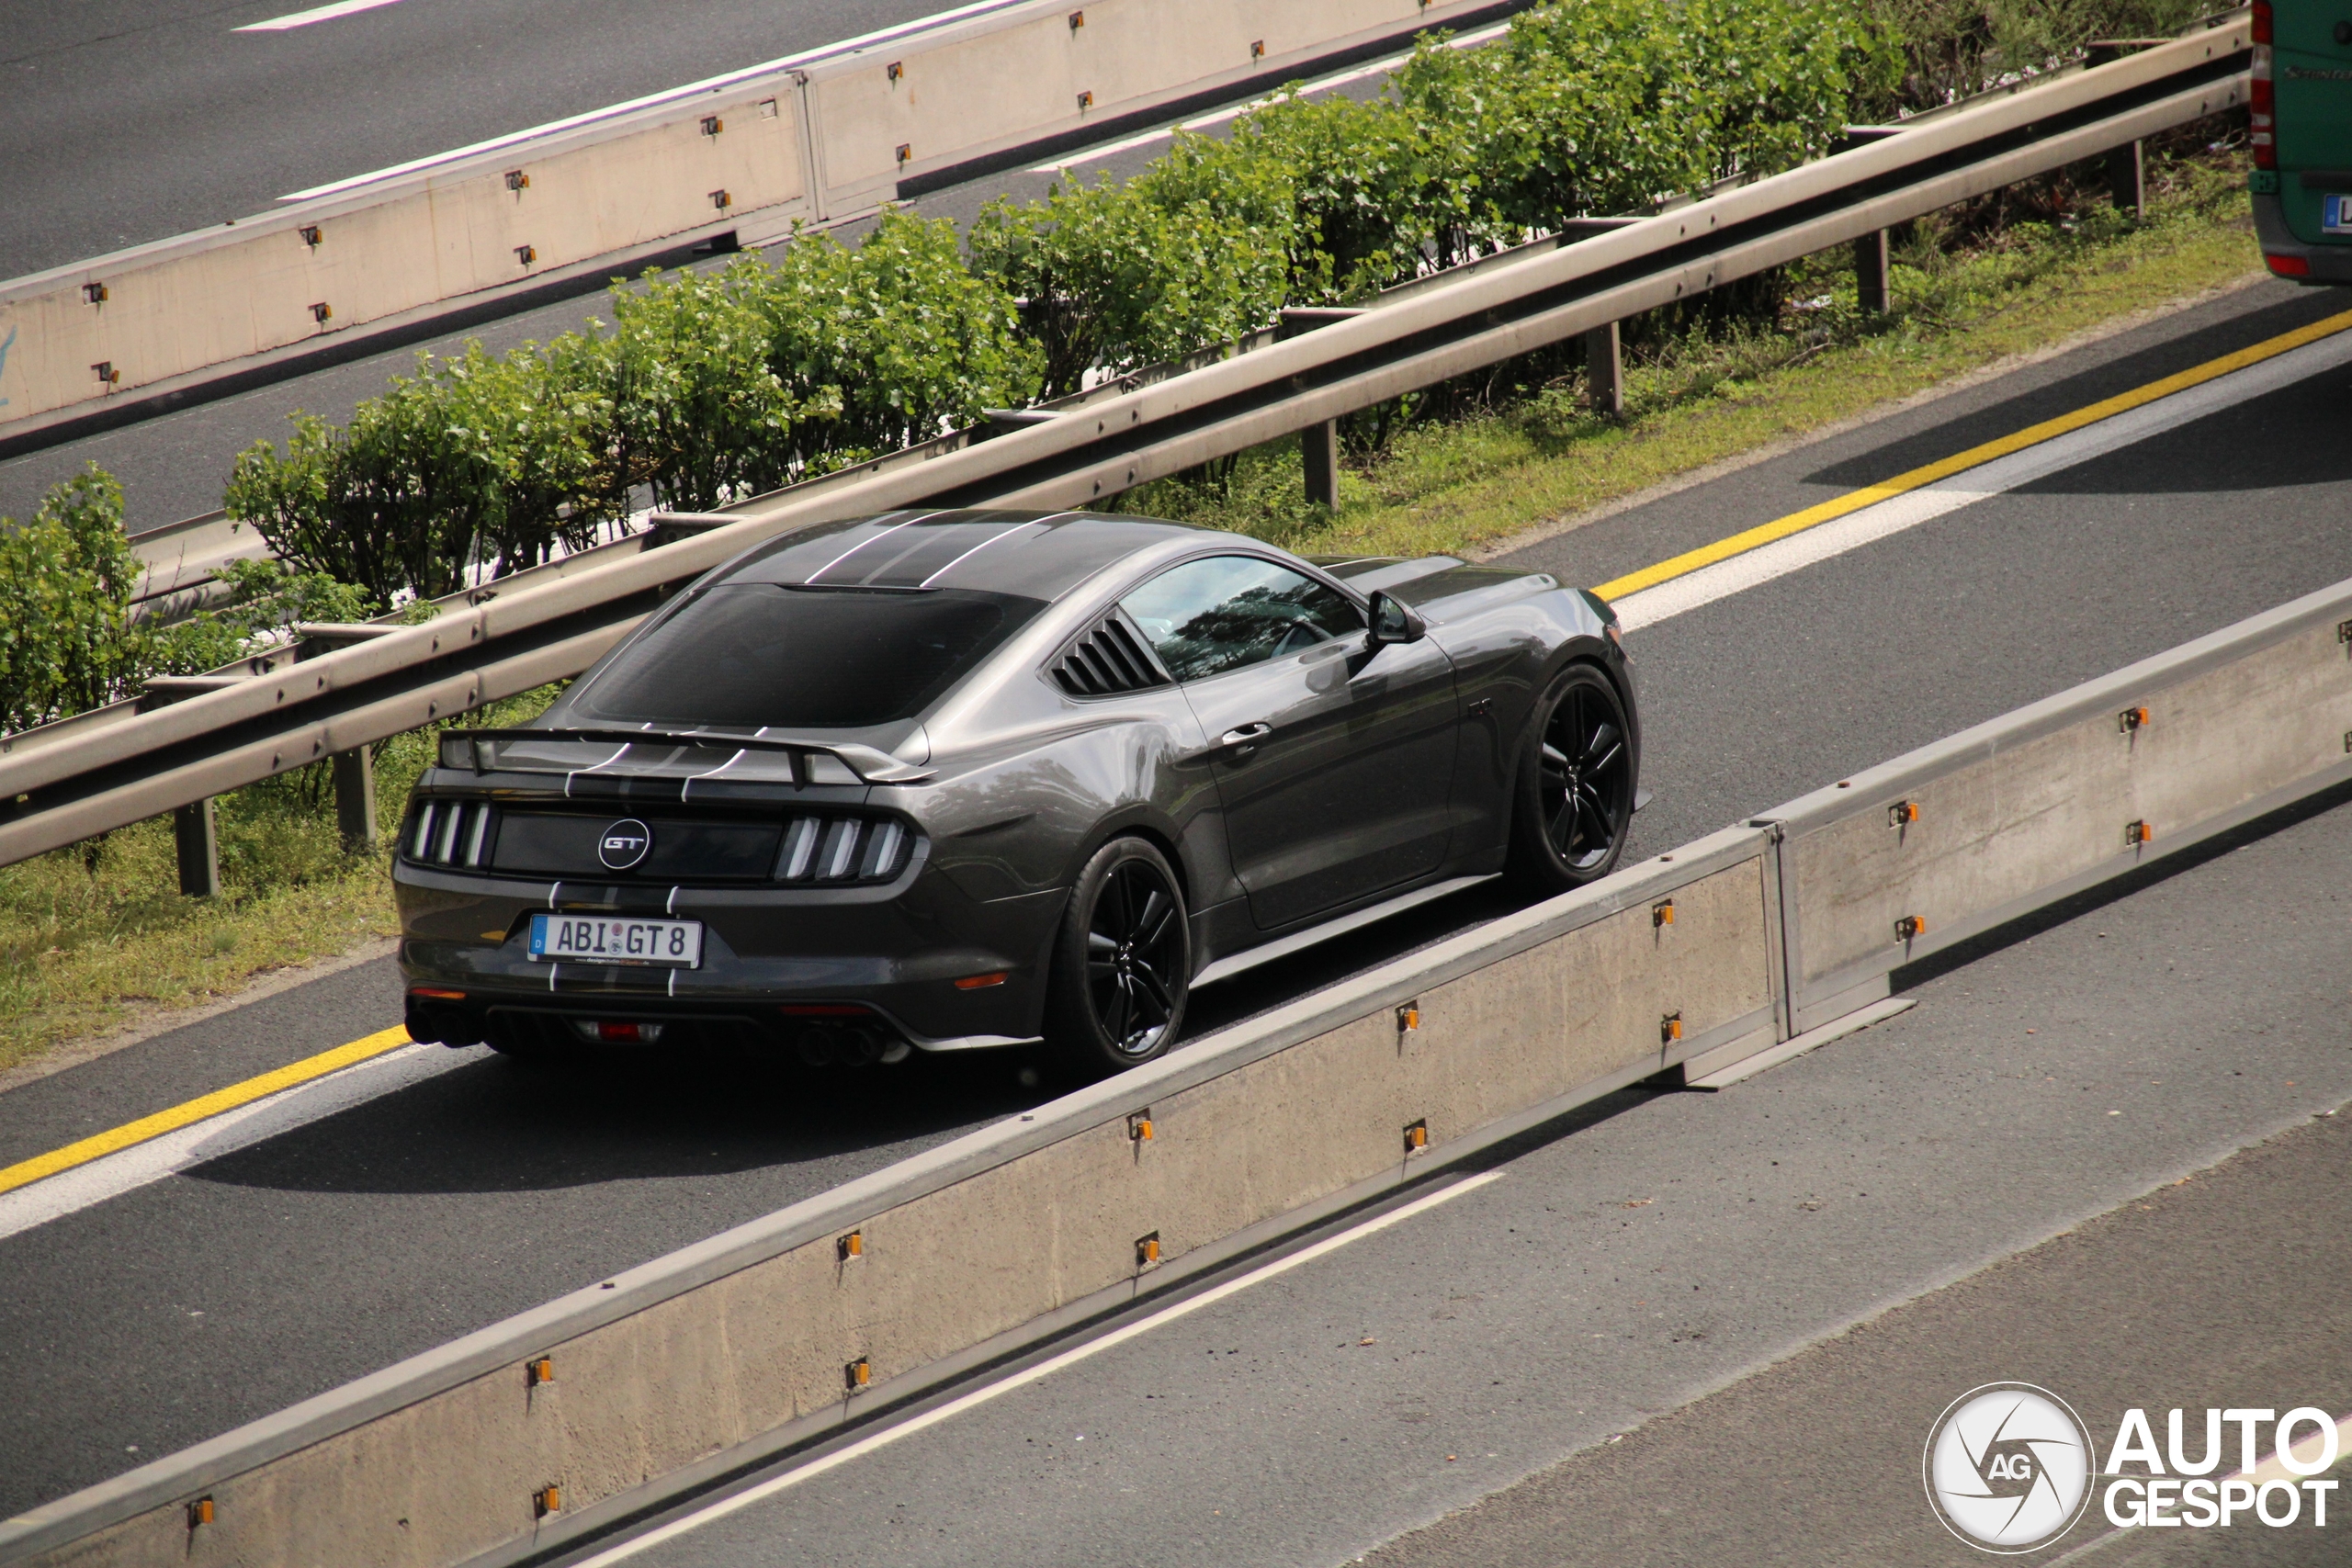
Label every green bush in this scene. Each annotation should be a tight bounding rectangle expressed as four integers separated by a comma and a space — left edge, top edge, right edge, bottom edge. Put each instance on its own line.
1869, 0, 2209, 108
0, 468, 144, 733
602, 263, 823, 512
224, 338, 620, 603
969, 175, 1290, 397
0, 468, 378, 737
752, 211, 1039, 457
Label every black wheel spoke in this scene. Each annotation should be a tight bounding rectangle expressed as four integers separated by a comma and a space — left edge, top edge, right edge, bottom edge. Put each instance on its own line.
1527, 672, 1632, 880
1134, 964, 1174, 1017
1073, 850, 1189, 1064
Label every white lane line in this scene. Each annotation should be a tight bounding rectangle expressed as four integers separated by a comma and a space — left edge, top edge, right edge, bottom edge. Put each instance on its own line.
0, 1044, 478, 1243
1025, 22, 1511, 174
237, 0, 413, 31
567, 1168, 1507, 1565
1611, 326, 2352, 633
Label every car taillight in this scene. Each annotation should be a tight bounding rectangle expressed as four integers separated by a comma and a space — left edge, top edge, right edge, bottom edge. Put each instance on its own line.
407, 800, 498, 869
2251, 1, 2276, 170
774, 815, 913, 884
2267, 252, 2312, 276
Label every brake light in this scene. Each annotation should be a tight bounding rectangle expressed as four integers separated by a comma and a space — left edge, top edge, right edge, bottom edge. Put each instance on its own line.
410, 987, 467, 1000
2252, 2, 2276, 169
2267, 253, 2312, 276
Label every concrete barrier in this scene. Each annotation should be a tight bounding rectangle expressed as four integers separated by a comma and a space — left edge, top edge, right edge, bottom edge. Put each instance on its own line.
0, 824, 1779, 1568
1762, 580, 2352, 1033
0, 0, 1509, 450
0, 81, 812, 448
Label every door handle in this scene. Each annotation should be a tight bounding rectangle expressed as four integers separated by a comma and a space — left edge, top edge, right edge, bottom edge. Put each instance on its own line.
1219, 722, 1273, 754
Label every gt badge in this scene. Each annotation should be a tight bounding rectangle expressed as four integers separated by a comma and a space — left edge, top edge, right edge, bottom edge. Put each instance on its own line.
598, 818, 652, 870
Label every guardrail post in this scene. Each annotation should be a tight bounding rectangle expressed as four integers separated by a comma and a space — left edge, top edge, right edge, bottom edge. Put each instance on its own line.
2107, 139, 2144, 218
1585, 321, 1623, 416
1302, 420, 1340, 510
334, 746, 377, 850
175, 800, 220, 897
1855, 230, 1893, 316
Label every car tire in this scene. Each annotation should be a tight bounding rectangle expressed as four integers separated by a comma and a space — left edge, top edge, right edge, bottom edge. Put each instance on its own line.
1044, 836, 1192, 1079
1507, 662, 1636, 895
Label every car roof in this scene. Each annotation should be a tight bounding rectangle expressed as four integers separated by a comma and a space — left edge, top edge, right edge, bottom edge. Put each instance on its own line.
718, 510, 1215, 603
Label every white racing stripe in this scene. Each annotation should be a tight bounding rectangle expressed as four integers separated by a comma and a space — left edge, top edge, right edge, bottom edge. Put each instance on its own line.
0, 1044, 476, 1243
565, 1168, 1506, 1565
1611, 327, 2352, 632
237, 0, 413, 32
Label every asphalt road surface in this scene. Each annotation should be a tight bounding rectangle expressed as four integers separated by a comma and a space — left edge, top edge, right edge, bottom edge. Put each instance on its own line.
1, 0, 954, 281
2, 275, 2349, 1547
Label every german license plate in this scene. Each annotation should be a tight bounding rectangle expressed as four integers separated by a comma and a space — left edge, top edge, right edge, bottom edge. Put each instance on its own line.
528, 913, 703, 967
2327, 195, 2352, 236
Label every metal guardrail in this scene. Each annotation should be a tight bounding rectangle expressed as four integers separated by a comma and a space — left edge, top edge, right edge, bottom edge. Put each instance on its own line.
0, 15, 2252, 874
4, 561, 2342, 1568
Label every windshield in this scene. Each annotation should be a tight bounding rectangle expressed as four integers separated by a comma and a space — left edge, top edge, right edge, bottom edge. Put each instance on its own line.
571, 584, 1042, 730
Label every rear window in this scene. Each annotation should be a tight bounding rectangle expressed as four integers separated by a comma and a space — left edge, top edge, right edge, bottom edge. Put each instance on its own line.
573, 585, 1041, 730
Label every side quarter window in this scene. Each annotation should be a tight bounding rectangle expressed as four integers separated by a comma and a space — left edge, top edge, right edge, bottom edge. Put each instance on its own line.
1121, 556, 1363, 682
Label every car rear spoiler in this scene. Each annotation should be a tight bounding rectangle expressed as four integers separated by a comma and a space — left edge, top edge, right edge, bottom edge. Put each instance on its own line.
434, 728, 934, 784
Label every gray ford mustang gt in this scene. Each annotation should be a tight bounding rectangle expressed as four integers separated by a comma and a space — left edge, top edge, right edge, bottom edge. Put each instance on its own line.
395, 509, 1639, 1077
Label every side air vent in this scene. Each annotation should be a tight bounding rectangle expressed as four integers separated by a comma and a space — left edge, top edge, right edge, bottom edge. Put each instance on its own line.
775, 816, 915, 885
1050, 611, 1170, 697
407, 800, 499, 870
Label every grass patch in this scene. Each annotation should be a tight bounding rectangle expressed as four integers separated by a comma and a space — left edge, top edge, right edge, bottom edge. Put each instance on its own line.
0, 686, 558, 1079
1123, 146, 2264, 561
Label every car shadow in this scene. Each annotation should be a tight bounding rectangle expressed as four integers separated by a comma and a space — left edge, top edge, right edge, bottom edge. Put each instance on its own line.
183, 1045, 1045, 1197
183, 876, 1579, 1201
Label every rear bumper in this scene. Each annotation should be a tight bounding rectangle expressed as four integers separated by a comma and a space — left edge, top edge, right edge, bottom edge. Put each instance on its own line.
395, 862, 1065, 1054
2253, 191, 2352, 284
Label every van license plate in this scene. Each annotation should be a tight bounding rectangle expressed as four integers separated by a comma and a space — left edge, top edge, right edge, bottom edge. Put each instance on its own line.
529, 914, 703, 967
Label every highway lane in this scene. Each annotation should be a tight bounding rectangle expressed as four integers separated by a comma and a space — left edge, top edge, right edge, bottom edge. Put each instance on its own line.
580, 790, 2352, 1568
0, 0, 959, 281
3, 276, 2351, 1520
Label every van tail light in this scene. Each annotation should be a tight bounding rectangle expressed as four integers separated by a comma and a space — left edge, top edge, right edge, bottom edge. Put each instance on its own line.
2251, 2, 2276, 170
2267, 253, 2312, 276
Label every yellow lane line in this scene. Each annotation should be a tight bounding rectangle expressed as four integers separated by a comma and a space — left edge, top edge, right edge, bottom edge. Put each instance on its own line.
1591, 306, 2352, 604
0, 1024, 413, 1198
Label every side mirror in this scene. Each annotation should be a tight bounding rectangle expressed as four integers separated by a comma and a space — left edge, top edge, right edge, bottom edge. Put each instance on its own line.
1368, 590, 1426, 646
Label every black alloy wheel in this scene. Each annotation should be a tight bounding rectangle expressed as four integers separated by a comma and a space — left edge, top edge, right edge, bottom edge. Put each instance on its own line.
1510, 663, 1635, 893
1046, 837, 1190, 1077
